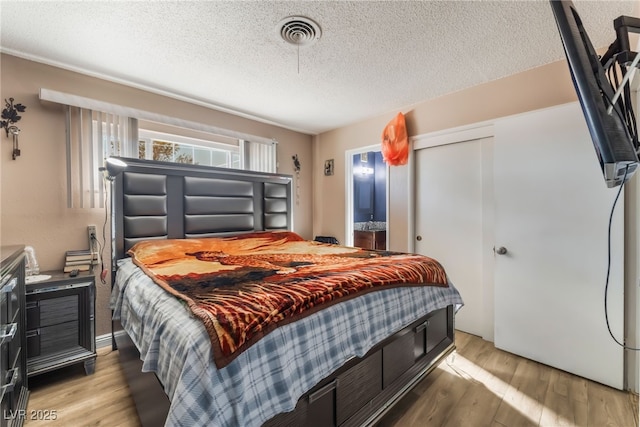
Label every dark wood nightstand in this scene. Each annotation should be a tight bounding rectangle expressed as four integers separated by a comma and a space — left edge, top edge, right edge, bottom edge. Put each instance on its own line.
25, 271, 96, 377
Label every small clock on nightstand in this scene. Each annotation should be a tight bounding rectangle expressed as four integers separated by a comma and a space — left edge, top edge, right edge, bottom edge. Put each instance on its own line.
24, 270, 96, 377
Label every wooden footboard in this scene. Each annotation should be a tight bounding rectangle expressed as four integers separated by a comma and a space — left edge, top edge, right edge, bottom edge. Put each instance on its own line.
117, 305, 455, 427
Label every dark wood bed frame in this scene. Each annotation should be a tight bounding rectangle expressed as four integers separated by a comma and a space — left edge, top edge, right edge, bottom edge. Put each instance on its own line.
109, 157, 456, 427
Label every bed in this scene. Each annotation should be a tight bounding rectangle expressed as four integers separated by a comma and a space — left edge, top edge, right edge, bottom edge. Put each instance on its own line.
108, 157, 463, 427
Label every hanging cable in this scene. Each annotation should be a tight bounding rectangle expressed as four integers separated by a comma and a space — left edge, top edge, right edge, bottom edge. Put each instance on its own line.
98, 176, 109, 285
604, 165, 640, 351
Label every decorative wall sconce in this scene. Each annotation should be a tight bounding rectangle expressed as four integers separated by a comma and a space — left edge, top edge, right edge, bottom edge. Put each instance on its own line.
291, 154, 301, 206
292, 154, 301, 173
0, 98, 27, 160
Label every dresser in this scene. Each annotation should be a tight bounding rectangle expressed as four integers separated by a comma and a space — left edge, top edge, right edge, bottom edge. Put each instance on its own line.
0, 246, 28, 427
25, 271, 95, 377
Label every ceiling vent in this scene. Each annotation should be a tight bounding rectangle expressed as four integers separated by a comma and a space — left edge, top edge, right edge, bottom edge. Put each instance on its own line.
277, 16, 322, 47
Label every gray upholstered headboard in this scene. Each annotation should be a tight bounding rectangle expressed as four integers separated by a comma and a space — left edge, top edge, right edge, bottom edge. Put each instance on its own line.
110, 157, 292, 264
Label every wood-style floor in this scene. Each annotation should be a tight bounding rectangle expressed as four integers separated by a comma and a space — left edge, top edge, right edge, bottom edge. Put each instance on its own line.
24, 331, 638, 427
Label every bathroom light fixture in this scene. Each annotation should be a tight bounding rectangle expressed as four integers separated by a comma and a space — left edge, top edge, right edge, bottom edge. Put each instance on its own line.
0, 98, 26, 160
357, 166, 374, 175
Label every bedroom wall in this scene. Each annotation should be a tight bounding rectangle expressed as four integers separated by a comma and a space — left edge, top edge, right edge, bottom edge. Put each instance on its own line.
313, 58, 640, 392
312, 59, 579, 250
0, 53, 314, 337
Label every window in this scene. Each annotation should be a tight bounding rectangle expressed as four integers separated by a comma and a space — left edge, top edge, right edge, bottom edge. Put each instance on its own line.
137, 129, 241, 169
134, 124, 277, 173
65, 106, 277, 209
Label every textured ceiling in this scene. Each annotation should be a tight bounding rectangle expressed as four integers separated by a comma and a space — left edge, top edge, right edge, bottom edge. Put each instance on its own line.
0, 1, 637, 135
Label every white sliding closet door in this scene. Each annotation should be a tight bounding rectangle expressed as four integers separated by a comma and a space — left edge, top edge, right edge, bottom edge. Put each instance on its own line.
493, 102, 624, 389
415, 140, 488, 337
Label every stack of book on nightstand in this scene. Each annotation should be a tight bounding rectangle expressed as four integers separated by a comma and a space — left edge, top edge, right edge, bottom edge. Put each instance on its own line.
64, 249, 93, 273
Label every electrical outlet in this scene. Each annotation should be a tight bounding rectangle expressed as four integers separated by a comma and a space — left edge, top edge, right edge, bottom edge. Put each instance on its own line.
87, 225, 97, 265
87, 225, 96, 241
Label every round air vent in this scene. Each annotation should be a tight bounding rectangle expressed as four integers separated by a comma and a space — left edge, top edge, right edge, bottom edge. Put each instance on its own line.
277, 16, 321, 47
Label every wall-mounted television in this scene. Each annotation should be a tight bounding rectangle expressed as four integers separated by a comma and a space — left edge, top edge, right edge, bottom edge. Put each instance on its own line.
550, 0, 639, 187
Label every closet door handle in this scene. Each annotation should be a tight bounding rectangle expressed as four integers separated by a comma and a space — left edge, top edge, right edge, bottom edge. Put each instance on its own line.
495, 246, 508, 255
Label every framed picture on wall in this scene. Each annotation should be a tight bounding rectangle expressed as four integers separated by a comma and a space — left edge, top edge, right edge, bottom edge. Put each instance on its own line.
324, 159, 334, 176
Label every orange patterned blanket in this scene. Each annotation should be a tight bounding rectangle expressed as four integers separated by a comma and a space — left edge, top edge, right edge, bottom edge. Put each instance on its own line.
127, 231, 449, 368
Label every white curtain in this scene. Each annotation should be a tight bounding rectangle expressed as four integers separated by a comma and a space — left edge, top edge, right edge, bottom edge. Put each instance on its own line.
66, 107, 137, 208
243, 139, 277, 173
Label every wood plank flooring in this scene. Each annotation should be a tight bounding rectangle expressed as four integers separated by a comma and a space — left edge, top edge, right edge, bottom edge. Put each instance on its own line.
23, 331, 638, 427
24, 347, 140, 427
377, 332, 638, 427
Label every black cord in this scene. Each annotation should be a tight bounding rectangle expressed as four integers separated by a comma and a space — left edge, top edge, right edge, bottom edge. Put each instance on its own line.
97, 177, 109, 285
604, 165, 640, 351
599, 57, 640, 350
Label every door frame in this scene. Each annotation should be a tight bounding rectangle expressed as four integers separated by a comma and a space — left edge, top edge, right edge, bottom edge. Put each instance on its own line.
344, 144, 388, 247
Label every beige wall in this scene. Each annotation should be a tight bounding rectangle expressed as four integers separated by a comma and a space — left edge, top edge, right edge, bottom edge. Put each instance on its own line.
0, 54, 313, 337
313, 59, 578, 249
314, 59, 640, 391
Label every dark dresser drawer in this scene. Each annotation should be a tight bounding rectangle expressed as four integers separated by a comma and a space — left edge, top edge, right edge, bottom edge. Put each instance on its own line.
27, 321, 79, 358
26, 295, 78, 329
1, 278, 20, 327
0, 245, 29, 426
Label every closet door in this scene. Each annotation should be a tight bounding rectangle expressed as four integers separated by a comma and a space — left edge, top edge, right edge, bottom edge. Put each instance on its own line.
493, 102, 624, 389
415, 139, 489, 337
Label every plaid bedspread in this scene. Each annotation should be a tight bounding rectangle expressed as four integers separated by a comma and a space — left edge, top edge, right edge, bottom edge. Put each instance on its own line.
126, 231, 449, 368
111, 257, 463, 427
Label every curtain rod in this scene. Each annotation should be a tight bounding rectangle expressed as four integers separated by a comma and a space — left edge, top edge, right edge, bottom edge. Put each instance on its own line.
39, 88, 277, 145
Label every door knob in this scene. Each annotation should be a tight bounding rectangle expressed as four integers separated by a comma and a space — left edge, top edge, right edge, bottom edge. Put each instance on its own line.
495, 246, 508, 255
416, 235, 422, 241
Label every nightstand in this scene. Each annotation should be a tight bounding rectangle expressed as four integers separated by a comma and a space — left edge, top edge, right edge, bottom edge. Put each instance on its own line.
25, 271, 95, 377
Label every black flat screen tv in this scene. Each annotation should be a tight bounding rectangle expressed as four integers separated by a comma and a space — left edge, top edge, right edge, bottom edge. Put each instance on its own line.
550, 0, 639, 187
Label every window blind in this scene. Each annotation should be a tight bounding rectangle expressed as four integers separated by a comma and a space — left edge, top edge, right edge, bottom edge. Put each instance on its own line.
243, 139, 277, 173
66, 106, 137, 208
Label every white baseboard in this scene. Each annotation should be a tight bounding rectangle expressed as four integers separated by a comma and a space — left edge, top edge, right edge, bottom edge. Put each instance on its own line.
95, 330, 127, 349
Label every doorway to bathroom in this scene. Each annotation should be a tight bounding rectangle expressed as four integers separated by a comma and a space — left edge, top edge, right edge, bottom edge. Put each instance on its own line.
345, 145, 388, 249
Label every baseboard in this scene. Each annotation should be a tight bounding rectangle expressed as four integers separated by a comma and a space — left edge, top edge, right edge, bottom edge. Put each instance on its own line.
96, 330, 127, 349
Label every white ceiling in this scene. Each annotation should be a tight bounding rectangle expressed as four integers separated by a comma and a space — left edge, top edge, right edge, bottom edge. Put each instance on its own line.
0, 1, 636, 135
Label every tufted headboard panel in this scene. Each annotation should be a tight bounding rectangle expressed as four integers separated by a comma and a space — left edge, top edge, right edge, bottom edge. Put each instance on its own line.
110, 157, 292, 264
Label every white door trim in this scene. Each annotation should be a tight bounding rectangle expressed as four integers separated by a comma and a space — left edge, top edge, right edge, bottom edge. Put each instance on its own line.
412, 123, 495, 150
344, 144, 386, 247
